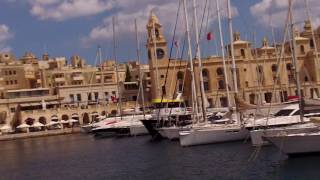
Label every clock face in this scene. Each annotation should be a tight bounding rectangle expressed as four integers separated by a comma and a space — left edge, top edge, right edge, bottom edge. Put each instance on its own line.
156, 48, 165, 59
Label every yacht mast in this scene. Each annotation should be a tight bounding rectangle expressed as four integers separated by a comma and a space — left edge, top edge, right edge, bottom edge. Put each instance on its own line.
227, 0, 238, 94
216, 0, 231, 107
112, 16, 123, 120
98, 45, 103, 107
192, 0, 207, 122
288, 0, 304, 122
182, 0, 199, 122
134, 19, 146, 118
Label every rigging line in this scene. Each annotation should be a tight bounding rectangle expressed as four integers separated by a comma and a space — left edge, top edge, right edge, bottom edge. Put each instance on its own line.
265, 6, 291, 127
156, 0, 182, 126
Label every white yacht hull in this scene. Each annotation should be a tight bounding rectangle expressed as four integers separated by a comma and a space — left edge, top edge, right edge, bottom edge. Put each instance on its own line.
129, 125, 148, 136
250, 123, 317, 146
159, 126, 190, 140
264, 132, 320, 155
179, 125, 248, 147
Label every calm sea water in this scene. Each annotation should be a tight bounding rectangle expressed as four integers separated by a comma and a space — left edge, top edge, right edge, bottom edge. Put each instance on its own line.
0, 134, 319, 180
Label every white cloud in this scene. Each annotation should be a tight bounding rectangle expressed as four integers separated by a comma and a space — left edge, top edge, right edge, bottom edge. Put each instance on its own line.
29, 0, 113, 21
250, 0, 320, 28
0, 24, 14, 52
82, 0, 238, 45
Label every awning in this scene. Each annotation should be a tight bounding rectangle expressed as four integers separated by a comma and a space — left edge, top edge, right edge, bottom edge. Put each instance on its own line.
17, 123, 30, 129
0, 124, 11, 130
46, 121, 59, 126
60, 120, 69, 124
20, 103, 42, 107
68, 119, 78, 123
31, 122, 45, 127
71, 114, 79, 118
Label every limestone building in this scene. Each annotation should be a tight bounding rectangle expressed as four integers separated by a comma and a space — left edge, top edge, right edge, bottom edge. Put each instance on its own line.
146, 14, 320, 108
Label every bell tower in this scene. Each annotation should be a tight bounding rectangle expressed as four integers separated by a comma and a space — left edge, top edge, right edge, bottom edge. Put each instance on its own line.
146, 12, 169, 99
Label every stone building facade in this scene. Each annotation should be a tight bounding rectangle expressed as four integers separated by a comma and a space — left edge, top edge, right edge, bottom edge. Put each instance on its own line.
146, 14, 320, 108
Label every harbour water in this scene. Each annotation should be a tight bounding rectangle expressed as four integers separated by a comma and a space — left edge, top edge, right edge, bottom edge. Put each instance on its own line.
0, 134, 319, 180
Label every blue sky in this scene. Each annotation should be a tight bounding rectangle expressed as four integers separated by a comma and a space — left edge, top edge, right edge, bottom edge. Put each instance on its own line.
0, 0, 319, 65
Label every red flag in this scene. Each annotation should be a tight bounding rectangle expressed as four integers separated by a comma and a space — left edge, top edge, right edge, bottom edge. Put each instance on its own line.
207, 32, 213, 41
111, 96, 118, 103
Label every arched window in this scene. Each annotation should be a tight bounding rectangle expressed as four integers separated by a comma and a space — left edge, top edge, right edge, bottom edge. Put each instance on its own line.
286, 63, 292, 71
218, 80, 225, 90
310, 40, 314, 48
216, 67, 224, 76
271, 64, 277, 72
155, 29, 160, 38
249, 94, 255, 104
202, 69, 209, 77
300, 45, 305, 54
240, 49, 246, 57
177, 71, 184, 80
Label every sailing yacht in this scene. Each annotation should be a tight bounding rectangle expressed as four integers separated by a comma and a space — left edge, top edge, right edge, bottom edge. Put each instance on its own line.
248, 103, 320, 146
178, 0, 249, 147
263, 123, 320, 155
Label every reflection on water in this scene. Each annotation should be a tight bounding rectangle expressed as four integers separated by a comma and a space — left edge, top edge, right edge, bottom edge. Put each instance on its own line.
0, 134, 319, 180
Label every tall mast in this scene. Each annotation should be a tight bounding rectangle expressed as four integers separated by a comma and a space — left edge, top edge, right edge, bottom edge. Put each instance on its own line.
216, 0, 231, 107
112, 16, 122, 120
192, 0, 207, 122
227, 0, 238, 94
134, 19, 146, 118
182, 0, 199, 122
98, 45, 103, 107
288, 0, 303, 122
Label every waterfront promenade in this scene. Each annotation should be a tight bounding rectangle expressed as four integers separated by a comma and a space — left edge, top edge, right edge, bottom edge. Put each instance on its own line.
0, 127, 81, 141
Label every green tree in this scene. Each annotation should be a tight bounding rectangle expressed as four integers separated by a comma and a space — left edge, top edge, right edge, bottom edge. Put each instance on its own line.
125, 65, 132, 82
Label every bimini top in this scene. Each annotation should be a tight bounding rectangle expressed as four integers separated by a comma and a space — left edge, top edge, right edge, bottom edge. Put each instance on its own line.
152, 98, 183, 104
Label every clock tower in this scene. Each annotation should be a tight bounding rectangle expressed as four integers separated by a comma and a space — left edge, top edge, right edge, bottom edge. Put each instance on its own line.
146, 12, 169, 99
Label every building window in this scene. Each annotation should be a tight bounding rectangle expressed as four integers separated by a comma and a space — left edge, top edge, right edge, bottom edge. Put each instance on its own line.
8, 71, 12, 75
10, 80, 13, 84
240, 49, 245, 57
202, 69, 209, 77
4, 71, 7, 75
216, 67, 224, 76
6, 81, 8, 85
94, 92, 99, 101
77, 94, 82, 102
286, 63, 292, 71
155, 29, 160, 38
204, 81, 210, 91
70, 94, 75, 103
112, 91, 116, 95
178, 83, 183, 92
245, 81, 249, 88
220, 97, 228, 107
88, 93, 92, 101
249, 94, 255, 104
177, 71, 184, 80
305, 76, 309, 82
132, 96, 137, 101
14, 80, 17, 84
310, 40, 314, 48
218, 80, 225, 90
13, 70, 16, 75
162, 86, 166, 95
264, 92, 273, 103
300, 45, 305, 54
271, 64, 277, 72
160, 74, 165, 79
